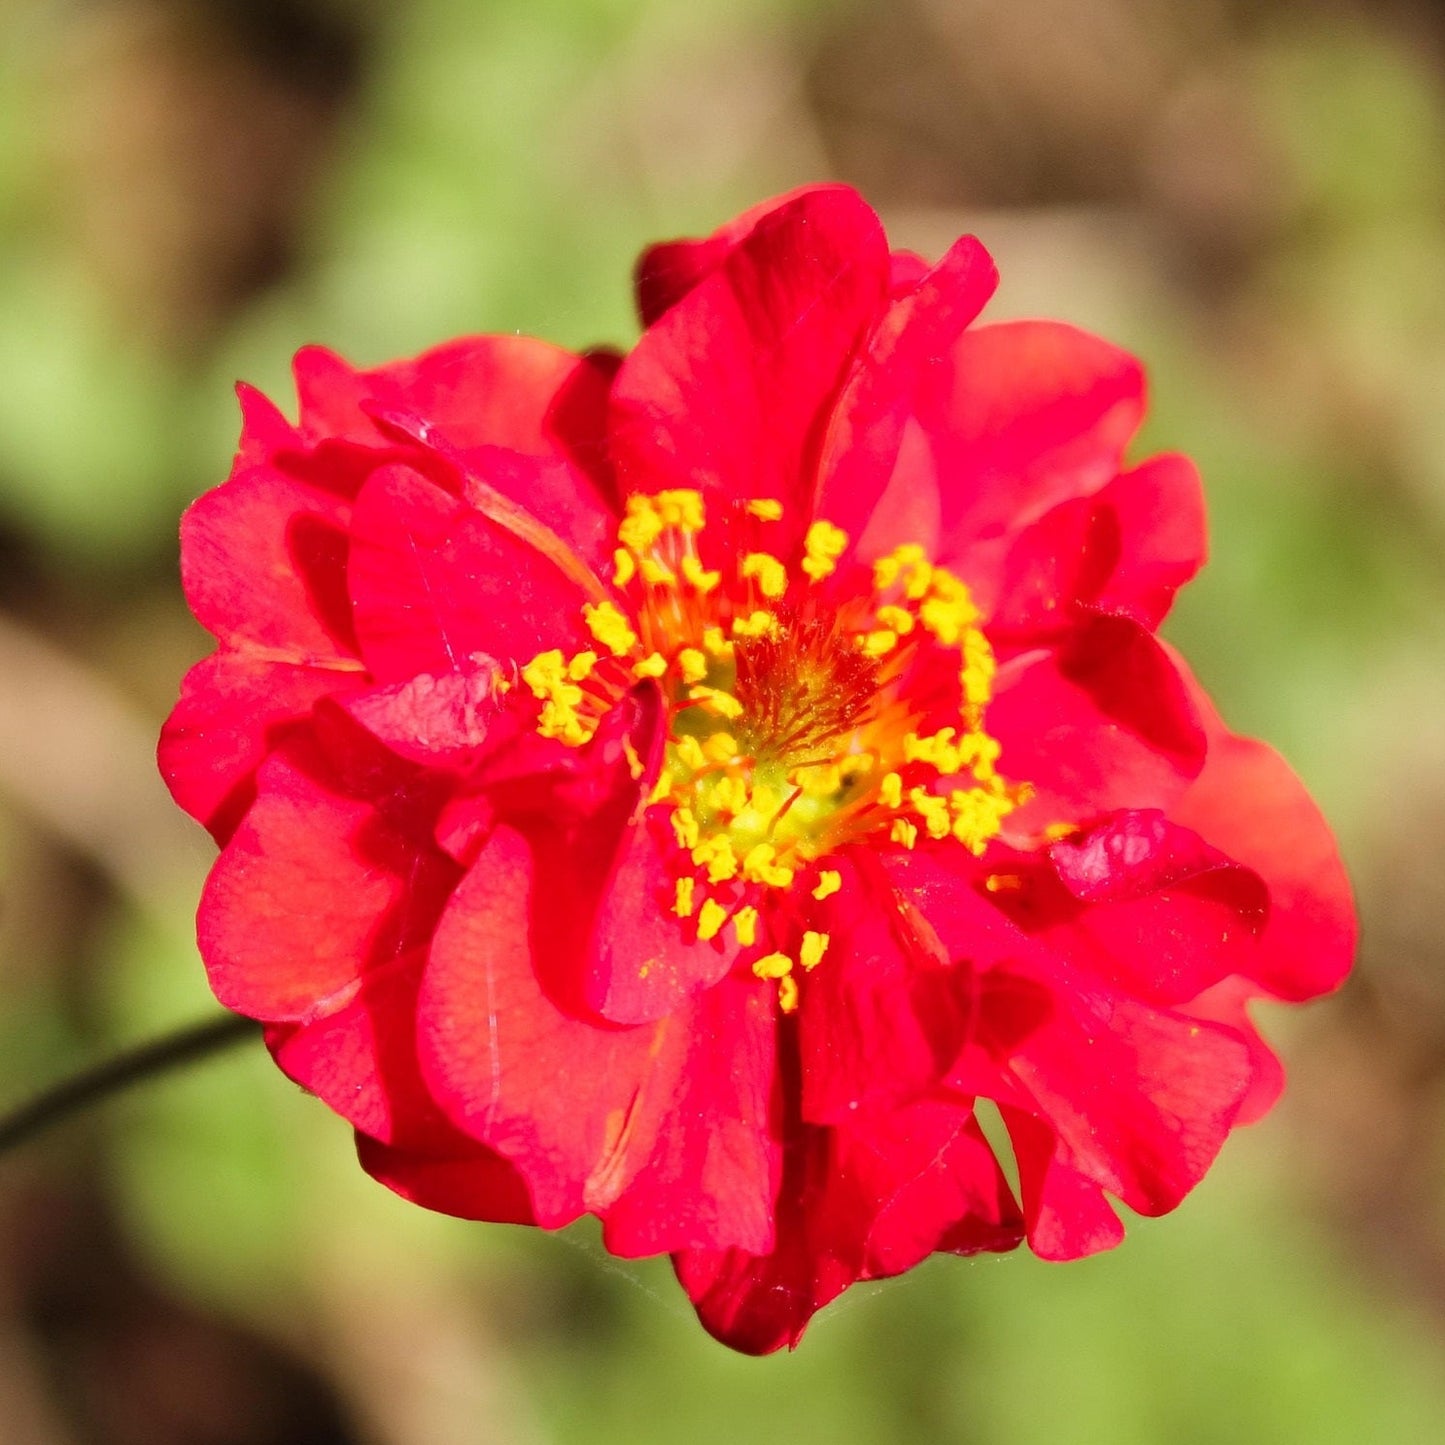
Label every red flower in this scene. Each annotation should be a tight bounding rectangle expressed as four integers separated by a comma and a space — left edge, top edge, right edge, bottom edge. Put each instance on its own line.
160, 186, 1354, 1353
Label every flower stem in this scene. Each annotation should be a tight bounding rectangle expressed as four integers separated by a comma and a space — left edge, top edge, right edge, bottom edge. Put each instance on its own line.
0, 1013, 260, 1155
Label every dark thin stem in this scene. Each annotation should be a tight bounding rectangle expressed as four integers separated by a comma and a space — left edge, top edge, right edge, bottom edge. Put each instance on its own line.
0, 1013, 260, 1155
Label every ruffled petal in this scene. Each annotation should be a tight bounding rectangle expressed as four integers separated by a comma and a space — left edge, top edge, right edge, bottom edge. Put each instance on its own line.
197, 738, 458, 1022
610, 187, 890, 536
910, 320, 1145, 564
676, 1098, 1021, 1354
989, 617, 1207, 824
346, 464, 592, 680
419, 826, 776, 1252
1168, 664, 1356, 1001
356, 1129, 536, 1225
159, 651, 364, 841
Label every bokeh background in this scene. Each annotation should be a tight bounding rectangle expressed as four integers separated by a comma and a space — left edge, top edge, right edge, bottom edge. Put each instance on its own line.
1, 0, 1443, 1440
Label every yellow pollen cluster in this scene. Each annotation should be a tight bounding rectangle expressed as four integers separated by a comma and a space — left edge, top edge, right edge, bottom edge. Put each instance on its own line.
518, 491, 1028, 1013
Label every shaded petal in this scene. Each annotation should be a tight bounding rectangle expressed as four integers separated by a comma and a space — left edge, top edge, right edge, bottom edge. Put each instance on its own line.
632, 185, 840, 327
986, 453, 1206, 635
356, 1130, 536, 1225
676, 1099, 1021, 1354
347, 464, 591, 679
419, 826, 776, 1251
1168, 662, 1356, 1001
901, 320, 1144, 567
181, 465, 360, 661
815, 233, 999, 553
610, 187, 890, 534
198, 739, 457, 1021
266, 948, 453, 1148
159, 651, 363, 841
989, 617, 1206, 825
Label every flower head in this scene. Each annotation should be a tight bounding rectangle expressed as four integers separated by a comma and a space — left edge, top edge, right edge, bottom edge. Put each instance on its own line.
161, 185, 1355, 1353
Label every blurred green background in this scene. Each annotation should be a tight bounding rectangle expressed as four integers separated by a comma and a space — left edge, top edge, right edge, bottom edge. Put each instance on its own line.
1, 0, 1443, 1440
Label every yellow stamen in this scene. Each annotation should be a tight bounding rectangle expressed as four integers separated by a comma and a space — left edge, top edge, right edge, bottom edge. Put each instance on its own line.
673, 877, 695, 917
733, 906, 759, 947
741, 552, 788, 600
799, 931, 829, 970
612, 548, 636, 588
696, 898, 729, 941
745, 498, 783, 521
802, 520, 848, 582
632, 652, 668, 680
678, 648, 709, 685
752, 951, 793, 980
681, 555, 721, 593
812, 870, 842, 900
583, 601, 638, 656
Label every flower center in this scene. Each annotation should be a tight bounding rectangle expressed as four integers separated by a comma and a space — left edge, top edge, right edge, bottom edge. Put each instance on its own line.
520, 491, 1027, 1011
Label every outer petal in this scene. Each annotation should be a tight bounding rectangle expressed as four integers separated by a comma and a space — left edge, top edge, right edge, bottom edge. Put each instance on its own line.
180, 464, 360, 662
903, 320, 1145, 567
1168, 666, 1356, 1001
609, 187, 890, 534
292, 334, 612, 469
356, 1130, 536, 1225
419, 826, 777, 1253
159, 651, 364, 841
814, 233, 999, 556
676, 1100, 1021, 1354
986, 453, 1207, 636
989, 617, 1206, 825
632, 185, 852, 327
265, 948, 452, 1149
950, 948, 1252, 1256
197, 738, 457, 1022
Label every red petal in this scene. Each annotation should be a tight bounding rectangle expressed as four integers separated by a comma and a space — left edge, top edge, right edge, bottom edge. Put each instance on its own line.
347, 464, 590, 679
676, 1099, 1021, 1354
989, 617, 1206, 824
815, 233, 999, 554
907, 320, 1145, 565
1184, 979, 1286, 1125
798, 855, 970, 1123
978, 956, 1252, 1226
356, 1130, 535, 1225
610, 187, 890, 533
1032, 809, 1269, 1004
198, 740, 457, 1021
632, 185, 841, 327
986, 453, 1207, 636
339, 661, 502, 768
292, 335, 608, 465
181, 465, 360, 661
267, 948, 453, 1148
1168, 664, 1356, 1001
1002, 1108, 1125, 1260
158, 651, 364, 841
576, 813, 740, 1027
419, 826, 776, 1251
